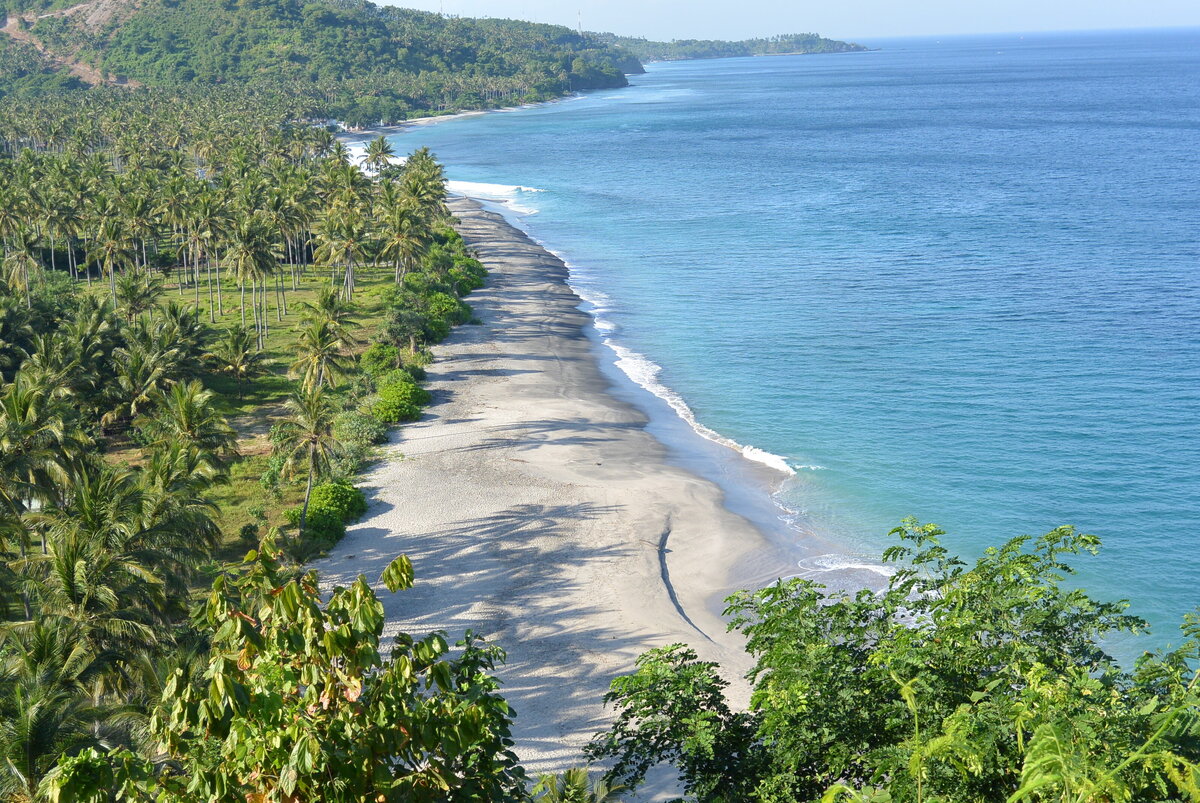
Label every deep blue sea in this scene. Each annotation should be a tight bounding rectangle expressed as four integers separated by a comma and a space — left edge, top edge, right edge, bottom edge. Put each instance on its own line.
380, 29, 1200, 652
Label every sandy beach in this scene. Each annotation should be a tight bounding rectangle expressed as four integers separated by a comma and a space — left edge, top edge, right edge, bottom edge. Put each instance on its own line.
314, 197, 788, 775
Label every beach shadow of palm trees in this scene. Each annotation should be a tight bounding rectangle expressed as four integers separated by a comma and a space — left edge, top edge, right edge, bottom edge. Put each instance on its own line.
314, 499, 668, 766
457, 418, 640, 453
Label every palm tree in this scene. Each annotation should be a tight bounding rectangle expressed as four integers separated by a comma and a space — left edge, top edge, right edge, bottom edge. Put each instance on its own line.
0, 297, 34, 381
378, 202, 431, 285
138, 380, 237, 468
101, 343, 177, 430
274, 387, 341, 537
312, 213, 367, 301
531, 768, 627, 802
223, 215, 280, 347
204, 325, 266, 399
3, 228, 42, 309
0, 672, 104, 802
289, 319, 349, 391
0, 372, 80, 520
136, 441, 223, 587
362, 135, 395, 174
297, 286, 358, 347
114, 271, 164, 322
188, 191, 229, 318
87, 219, 136, 302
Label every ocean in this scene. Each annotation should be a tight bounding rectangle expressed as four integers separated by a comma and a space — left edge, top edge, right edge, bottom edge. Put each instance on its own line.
380, 28, 1200, 654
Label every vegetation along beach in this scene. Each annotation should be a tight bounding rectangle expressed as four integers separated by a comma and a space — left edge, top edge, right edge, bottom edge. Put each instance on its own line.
1, 0, 1199, 799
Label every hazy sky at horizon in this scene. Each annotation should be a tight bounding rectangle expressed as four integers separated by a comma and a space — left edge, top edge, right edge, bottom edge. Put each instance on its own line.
381, 0, 1200, 41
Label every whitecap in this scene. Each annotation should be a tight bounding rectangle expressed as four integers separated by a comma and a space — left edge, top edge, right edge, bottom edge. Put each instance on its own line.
447, 181, 543, 215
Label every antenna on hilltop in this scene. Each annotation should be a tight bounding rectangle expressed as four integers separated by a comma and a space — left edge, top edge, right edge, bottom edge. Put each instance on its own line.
577, 9, 582, 34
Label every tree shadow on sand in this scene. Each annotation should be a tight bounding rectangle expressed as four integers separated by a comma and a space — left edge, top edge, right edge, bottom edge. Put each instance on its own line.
313, 500, 674, 771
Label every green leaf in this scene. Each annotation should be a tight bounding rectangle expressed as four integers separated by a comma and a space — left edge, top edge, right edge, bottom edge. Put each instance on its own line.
381, 554, 414, 592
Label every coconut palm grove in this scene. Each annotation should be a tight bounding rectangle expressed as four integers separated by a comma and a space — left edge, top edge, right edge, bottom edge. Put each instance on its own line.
1, 1, 1200, 801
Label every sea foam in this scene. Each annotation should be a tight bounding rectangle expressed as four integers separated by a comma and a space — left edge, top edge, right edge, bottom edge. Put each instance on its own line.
566, 273, 797, 477
453, 183, 798, 478
447, 181, 543, 215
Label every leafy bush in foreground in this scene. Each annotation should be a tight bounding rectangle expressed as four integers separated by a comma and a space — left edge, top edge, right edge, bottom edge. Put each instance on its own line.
48, 542, 527, 801
589, 519, 1200, 802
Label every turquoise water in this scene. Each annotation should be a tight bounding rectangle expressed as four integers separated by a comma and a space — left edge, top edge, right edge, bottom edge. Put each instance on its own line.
384, 29, 1200, 649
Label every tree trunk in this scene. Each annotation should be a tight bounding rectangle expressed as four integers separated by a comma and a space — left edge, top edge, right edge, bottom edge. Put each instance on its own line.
299, 448, 316, 536
207, 254, 214, 323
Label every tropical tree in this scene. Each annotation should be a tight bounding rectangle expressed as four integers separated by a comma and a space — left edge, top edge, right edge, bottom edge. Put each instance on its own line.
588, 520, 1200, 802
0, 372, 81, 521
362, 134, 396, 174
532, 769, 627, 803
289, 319, 349, 391
312, 214, 367, 300
378, 201, 431, 284
297, 285, 358, 344
203, 325, 265, 399
223, 215, 281, 346
273, 387, 341, 536
114, 271, 163, 322
48, 544, 529, 802
137, 380, 237, 468
3, 228, 42, 309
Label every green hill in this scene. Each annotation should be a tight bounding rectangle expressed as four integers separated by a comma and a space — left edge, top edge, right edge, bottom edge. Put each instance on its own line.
0, 0, 644, 124
592, 31, 867, 62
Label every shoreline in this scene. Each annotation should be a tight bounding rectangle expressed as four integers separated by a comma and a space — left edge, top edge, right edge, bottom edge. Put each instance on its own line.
336, 96, 584, 144
468, 196, 894, 600
314, 197, 795, 774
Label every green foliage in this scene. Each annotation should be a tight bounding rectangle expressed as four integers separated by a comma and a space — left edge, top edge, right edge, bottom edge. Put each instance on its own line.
2, 0, 640, 124
47, 542, 529, 801
372, 389, 420, 424
285, 504, 344, 546
334, 409, 388, 447
590, 519, 1200, 802
531, 767, 627, 802
584, 645, 761, 802
309, 478, 367, 522
370, 371, 430, 424
360, 341, 400, 376
428, 290, 472, 326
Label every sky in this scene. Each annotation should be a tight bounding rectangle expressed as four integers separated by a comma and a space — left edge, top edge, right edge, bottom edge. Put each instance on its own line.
382, 0, 1200, 41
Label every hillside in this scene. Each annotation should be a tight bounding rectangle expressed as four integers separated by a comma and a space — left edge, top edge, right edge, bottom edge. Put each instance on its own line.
0, 0, 643, 124
593, 31, 867, 62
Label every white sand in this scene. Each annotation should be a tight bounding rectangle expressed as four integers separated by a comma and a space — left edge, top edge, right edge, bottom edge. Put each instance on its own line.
314, 198, 779, 776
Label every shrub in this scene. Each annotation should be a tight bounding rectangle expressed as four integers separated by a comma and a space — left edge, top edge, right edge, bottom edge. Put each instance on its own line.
309, 479, 368, 522
259, 454, 286, 492
378, 370, 431, 401
372, 391, 420, 424
284, 506, 345, 545
360, 342, 400, 377
329, 442, 371, 480
372, 375, 430, 423
425, 316, 451, 343
335, 411, 388, 447
427, 291, 470, 326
